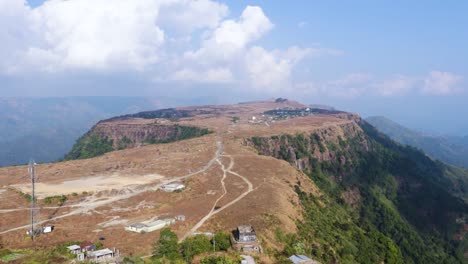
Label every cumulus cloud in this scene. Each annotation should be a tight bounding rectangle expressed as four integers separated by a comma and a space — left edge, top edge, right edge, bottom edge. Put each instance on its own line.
422, 71, 463, 95
0, 0, 338, 92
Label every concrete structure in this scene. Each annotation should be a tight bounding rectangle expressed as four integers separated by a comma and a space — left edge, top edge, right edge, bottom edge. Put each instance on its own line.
77, 253, 85, 261
232, 225, 261, 253
289, 254, 320, 264
42, 225, 54, 233
67, 245, 81, 254
236, 225, 257, 243
87, 248, 114, 263
161, 183, 185, 192
125, 218, 175, 233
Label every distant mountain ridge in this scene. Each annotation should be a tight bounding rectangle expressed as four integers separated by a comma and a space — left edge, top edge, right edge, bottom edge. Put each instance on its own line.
366, 116, 468, 168
0, 97, 179, 167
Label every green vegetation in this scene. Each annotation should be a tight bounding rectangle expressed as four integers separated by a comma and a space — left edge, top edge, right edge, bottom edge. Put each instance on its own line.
180, 234, 212, 261
153, 229, 182, 261
43, 195, 67, 205
213, 232, 231, 251
251, 122, 468, 263
64, 133, 114, 160
366, 116, 468, 168
117, 136, 133, 150
200, 255, 240, 264
152, 229, 233, 263
231, 116, 240, 123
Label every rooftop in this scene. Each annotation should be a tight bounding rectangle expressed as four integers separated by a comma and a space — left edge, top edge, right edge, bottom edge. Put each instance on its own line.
80, 241, 93, 249
87, 248, 114, 258
66, 245, 80, 251
237, 225, 255, 234
129, 223, 148, 228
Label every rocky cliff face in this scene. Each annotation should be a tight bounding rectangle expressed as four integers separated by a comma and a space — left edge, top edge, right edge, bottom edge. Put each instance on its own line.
246, 121, 370, 172
65, 120, 211, 160
91, 122, 186, 148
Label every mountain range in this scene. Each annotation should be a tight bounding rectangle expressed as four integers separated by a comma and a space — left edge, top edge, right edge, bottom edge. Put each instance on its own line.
366, 116, 468, 168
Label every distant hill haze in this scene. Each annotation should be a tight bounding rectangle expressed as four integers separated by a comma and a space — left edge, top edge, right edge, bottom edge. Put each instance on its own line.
366, 116, 468, 168
0, 97, 187, 167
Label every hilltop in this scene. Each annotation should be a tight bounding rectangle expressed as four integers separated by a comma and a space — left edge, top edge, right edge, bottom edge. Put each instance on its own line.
0, 99, 467, 263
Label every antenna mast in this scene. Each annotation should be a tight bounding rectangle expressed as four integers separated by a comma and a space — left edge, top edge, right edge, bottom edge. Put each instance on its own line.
28, 160, 39, 241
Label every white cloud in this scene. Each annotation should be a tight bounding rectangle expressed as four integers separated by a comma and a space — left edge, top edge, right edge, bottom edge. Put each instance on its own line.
422, 71, 463, 95
245, 46, 293, 91
171, 67, 233, 83
185, 5, 273, 61
157, 0, 228, 34
375, 75, 415, 96
0, 0, 338, 92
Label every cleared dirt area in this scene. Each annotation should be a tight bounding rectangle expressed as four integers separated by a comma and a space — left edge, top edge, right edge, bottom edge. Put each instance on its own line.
0, 100, 329, 257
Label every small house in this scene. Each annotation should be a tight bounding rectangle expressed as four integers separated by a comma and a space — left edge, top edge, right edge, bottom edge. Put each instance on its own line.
125, 223, 148, 233
67, 245, 81, 254
80, 241, 95, 252
236, 225, 257, 243
87, 248, 114, 262
161, 183, 185, 192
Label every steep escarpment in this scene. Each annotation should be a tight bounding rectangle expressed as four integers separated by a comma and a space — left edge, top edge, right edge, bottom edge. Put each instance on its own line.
64, 121, 211, 160
247, 121, 468, 263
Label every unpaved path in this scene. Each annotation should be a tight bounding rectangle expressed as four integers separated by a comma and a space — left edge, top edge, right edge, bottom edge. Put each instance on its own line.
0, 140, 223, 235
180, 154, 254, 241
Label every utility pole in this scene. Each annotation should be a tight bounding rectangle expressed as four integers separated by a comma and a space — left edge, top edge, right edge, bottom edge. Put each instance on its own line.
213, 232, 216, 253
28, 160, 39, 242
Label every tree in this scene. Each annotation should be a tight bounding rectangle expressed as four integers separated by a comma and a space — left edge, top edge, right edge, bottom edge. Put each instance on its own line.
180, 234, 212, 261
152, 228, 181, 261
213, 232, 231, 251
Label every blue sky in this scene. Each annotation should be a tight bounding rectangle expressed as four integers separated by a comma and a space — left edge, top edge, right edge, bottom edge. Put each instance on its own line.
2, 0, 467, 134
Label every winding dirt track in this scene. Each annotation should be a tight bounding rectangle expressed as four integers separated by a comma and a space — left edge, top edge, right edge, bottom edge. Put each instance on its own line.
0, 140, 223, 235
180, 154, 254, 241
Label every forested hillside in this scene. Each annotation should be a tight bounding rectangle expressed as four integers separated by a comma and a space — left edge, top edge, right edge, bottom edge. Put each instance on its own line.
367, 116, 468, 168
248, 121, 468, 263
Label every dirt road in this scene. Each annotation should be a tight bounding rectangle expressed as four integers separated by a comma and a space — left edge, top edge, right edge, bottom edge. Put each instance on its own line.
0, 140, 223, 235
180, 154, 254, 241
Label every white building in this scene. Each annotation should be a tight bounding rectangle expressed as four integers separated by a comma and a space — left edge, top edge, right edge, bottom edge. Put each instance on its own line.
161, 183, 185, 192
67, 245, 81, 254
125, 218, 175, 233
87, 248, 114, 263
43, 225, 54, 233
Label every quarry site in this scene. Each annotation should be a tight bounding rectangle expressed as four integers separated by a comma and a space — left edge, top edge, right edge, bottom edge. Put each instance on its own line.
0, 99, 367, 262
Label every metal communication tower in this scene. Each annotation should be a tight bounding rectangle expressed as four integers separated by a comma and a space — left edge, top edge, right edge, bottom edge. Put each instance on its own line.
28, 160, 40, 240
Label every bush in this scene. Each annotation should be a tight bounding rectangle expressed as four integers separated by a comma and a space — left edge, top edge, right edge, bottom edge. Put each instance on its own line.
180, 234, 212, 261
213, 232, 231, 251
153, 228, 181, 261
